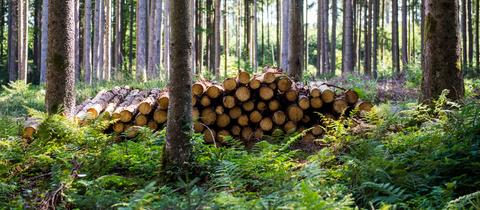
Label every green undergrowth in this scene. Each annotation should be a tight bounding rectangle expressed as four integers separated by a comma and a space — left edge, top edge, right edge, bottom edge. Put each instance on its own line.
0, 88, 479, 209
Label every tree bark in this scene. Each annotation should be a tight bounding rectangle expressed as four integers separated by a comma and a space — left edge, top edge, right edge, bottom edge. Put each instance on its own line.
40, 0, 49, 83
147, 0, 162, 79
288, 0, 303, 81
468, 0, 473, 64
342, 0, 354, 73
401, 0, 408, 71
18, 0, 28, 82
7, 0, 18, 82
214, 0, 221, 78
476, 0, 479, 69
462, 0, 467, 70
372, 0, 379, 78
33, 0, 41, 84
104, 0, 112, 81
114, 0, 124, 75
46, 0, 76, 116
0, 0, 4, 62
163, 0, 193, 176
422, 0, 464, 101
331, 0, 338, 73
136, 0, 147, 81
365, 0, 372, 76
74, 0, 80, 81
163, 0, 170, 78
392, 0, 400, 74
281, 0, 289, 71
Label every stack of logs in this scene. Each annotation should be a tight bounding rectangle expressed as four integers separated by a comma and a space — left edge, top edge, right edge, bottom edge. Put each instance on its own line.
23, 68, 373, 144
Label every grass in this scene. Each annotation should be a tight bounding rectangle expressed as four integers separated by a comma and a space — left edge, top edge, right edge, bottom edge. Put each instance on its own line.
0, 67, 479, 209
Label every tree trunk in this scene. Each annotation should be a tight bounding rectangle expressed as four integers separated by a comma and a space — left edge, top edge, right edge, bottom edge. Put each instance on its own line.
40, 0, 49, 83
214, 0, 221, 78
129, 0, 134, 74
365, 0, 372, 76
422, 0, 464, 101
342, 0, 354, 73
401, 0, 408, 71
323, 0, 330, 72
33, 0, 41, 85
196, 0, 203, 74
288, 0, 303, 81
372, 0, 379, 78
392, 0, 400, 74
476, 0, 479, 69
357, 1, 362, 72
164, 0, 170, 78
223, 0, 227, 76
316, 0, 322, 77
104, 0, 112, 81
421, 0, 424, 70
46, 0, 76, 116
163, 0, 193, 177
276, 0, 280, 66
74, 0, 80, 81
281, 0, 289, 71
114, 0, 124, 75
136, 0, 147, 81
252, 0, 257, 71
18, 0, 28, 82
146, 0, 162, 79
7, 0, 18, 82
468, 0, 473, 64
0, 0, 4, 62
331, 0, 337, 73
462, 0, 467, 70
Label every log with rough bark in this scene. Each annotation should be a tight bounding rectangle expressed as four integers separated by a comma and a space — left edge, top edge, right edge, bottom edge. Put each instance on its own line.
25, 68, 375, 145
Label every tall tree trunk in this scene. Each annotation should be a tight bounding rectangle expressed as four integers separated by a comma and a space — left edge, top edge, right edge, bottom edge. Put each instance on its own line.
276, 0, 280, 66
392, 0, 400, 74
372, 0, 379, 78
342, 0, 353, 73
331, 0, 337, 73
75, 0, 80, 81
40, 0, 48, 83
104, 0, 112, 81
323, 0, 330, 72
114, 0, 124, 75
381, 0, 385, 61
281, 0, 289, 71
422, 0, 464, 101
352, 0, 357, 71
164, 0, 170, 78
46, 0, 76, 116
196, 0, 203, 74
476, 0, 479, 69
214, 0, 221, 78
365, 0, 372, 76
316, 0, 322, 77
223, 0, 227, 76
0, 0, 5, 62
7, 0, 18, 82
356, 1, 362, 72
462, 0, 467, 70
421, 0, 424, 70
83, 0, 91, 84
342, 0, 354, 73
33, 0, 41, 84
18, 0, 28, 82
146, 0, 162, 79
206, 0, 213, 72
136, 0, 147, 81
163, 0, 193, 177
244, 0, 250, 69
252, 0, 257, 71
288, 0, 303, 81
93, 0, 102, 81
401, 0, 408, 71
129, 0, 134, 74
468, 0, 473, 64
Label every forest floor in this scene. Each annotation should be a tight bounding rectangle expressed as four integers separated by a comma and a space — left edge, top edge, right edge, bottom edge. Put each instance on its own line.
0, 74, 479, 209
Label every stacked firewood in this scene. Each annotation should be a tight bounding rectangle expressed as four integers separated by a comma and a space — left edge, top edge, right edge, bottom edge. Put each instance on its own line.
23, 68, 373, 143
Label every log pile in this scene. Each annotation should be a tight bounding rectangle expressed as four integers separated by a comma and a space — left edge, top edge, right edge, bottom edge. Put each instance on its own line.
23, 67, 373, 144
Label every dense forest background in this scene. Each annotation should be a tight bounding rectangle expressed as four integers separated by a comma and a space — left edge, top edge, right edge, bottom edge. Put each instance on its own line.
2, 0, 479, 84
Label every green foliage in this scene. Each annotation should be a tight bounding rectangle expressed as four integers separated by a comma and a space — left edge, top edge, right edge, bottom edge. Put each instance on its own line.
0, 80, 479, 209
